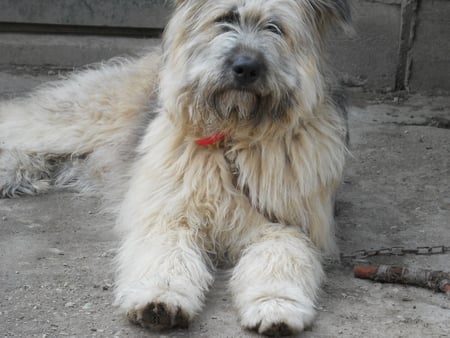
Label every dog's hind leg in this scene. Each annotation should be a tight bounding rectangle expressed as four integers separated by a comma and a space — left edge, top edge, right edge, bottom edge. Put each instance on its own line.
0, 149, 54, 197
0, 53, 160, 197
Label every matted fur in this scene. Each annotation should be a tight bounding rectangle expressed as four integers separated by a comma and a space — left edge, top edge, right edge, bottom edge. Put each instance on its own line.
0, 0, 350, 336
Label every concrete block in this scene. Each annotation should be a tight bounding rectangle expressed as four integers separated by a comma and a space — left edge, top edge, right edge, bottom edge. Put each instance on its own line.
0, 0, 171, 28
0, 33, 159, 67
409, 0, 450, 91
327, 0, 401, 90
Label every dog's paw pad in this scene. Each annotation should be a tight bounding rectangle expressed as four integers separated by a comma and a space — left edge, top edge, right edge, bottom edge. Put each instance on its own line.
127, 302, 189, 330
259, 322, 294, 337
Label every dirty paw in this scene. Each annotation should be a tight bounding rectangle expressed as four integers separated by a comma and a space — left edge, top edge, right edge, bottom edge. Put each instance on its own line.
127, 302, 190, 330
256, 322, 294, 337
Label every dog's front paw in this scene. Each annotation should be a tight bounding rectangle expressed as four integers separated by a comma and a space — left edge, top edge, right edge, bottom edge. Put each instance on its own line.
240, 297, 316, 336
115, 275, 209, 331
127, 302, 190, 330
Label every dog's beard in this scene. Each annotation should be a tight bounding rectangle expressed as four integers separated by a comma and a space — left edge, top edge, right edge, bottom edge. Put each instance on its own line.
197, 87, 296, 125
209, 89, 261, 121
180, 73, 299, 128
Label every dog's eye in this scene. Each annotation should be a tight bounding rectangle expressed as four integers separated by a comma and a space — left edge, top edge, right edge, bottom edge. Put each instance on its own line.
265, 22, 283, 35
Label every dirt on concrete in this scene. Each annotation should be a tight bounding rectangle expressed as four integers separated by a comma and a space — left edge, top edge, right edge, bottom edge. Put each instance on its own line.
0, 68, 449, 337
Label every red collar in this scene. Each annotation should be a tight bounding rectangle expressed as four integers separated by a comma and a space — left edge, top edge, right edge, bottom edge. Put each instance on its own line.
195, 132, 228, 146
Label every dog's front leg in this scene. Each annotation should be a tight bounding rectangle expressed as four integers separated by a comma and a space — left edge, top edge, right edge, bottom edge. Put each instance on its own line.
114, 160, 215, 331
115, 224, 213, 330
230, 224, 324, 336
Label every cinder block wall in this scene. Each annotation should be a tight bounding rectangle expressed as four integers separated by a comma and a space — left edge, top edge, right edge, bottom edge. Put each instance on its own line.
0, 0, 448, 92
330, 0, 450, 92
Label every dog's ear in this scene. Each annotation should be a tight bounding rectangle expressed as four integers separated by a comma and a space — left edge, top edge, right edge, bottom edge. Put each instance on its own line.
307, 0, 352, 32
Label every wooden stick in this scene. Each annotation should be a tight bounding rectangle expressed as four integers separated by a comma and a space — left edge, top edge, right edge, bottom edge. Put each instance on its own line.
354, 264, 450, 294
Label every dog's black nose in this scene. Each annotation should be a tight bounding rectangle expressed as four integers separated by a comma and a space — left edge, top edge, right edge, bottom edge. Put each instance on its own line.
231, 56, 262, 85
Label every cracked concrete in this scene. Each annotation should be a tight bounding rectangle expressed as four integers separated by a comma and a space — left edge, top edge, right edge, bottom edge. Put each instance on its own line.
0, 69, 449, 337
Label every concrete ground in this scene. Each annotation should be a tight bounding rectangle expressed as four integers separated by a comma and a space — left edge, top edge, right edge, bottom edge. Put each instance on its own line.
0, 66, 449, 338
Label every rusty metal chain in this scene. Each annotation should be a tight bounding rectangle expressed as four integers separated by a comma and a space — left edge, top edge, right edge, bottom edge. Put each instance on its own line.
340, 245, 450, 261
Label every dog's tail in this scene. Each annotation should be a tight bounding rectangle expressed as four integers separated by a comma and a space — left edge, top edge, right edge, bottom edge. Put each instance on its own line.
0, 52, 160, 199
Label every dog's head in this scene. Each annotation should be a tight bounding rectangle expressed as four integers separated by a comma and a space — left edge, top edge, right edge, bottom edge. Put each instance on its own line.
159, 0, 351, 131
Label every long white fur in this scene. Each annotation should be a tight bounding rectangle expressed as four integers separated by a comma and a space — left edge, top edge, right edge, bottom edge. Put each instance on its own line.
0, 0, 349, 335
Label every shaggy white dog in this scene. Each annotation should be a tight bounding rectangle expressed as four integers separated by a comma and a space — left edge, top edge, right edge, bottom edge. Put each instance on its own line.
0, 0, 350, 336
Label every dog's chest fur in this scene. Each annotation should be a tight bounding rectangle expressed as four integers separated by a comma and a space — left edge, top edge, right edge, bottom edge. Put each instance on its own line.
136, 112, 345, 251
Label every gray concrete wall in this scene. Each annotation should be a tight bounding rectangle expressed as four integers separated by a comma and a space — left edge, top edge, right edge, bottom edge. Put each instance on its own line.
409, 0, 450, 92
0, 0, 170, 28
0, 0, 449, 92
328, 0, 402, 90
0, 33, 159, 67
